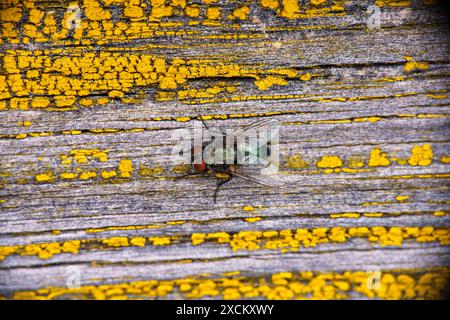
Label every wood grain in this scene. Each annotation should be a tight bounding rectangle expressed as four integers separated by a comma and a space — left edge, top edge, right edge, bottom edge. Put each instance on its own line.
0, 0, 449, 299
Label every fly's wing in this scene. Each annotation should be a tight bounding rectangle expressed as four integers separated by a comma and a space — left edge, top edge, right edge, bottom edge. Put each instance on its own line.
233, 118, 279, 136
229, 165, 285, 187
233, 118, 280, 165
230, 118, 283, 187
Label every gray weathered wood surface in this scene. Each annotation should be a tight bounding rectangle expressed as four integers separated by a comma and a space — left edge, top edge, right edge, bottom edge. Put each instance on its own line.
0, 0, 449, 299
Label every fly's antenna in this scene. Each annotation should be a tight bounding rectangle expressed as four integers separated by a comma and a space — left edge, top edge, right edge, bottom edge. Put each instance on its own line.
192, 108, 210, 131
176, 97, 210, 130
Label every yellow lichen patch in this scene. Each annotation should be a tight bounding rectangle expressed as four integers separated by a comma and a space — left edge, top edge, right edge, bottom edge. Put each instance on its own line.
97, 98, 109, 105
31, 97, 50, 108
245, 217, 262, 223
124, 5, 144, 19
242, 205, 256, 211
375, 76, 405, 83
205, 7, 221, 20
0, 240, 80, 261
408, 144, 433, 166
69, 149, 109, 164
260, 0, 279, 10
353, 117, 382, 123
61, 172, 78, 179
9, 268, 450, 300
55, 96, 76, 108
166, 220, 186, 225
148, 237, 171, 246
364, 213, 384, 218
229, 6, 250, 20
17, 121, 32, 127
79, 171, 97, 180
281, 0, 301, 19
93, 151, 108, 162
191, 233, 206, 245
102, 237, 129, 247
172, 164, 191, 174
206, 232, 230, 243
214, 172, 230, 179
80, 98, 94, 107
330, 213, 361, 219
130, 237, 146, 247
427, 94, 448, 99
362, 201, 393, 207
185, 5, 200, 17
376, 0, 412, 7
84, 0, 112, 20
368, 148, 391, 167
176, 116, 191, 122
286, 154, 309, 169
0, 7, 22, 22
300, 73, 312, 81
138, 165, 165, 176
1, 48, 302, 109
254, 76, 288, 91
267, 68, 297, 78
15, 133, 27, 139
31, 149, 136, 183
4, 233, 183, 260
395, 195, 410, 202
175, 84, 235, 101
101, 171, 117, 179
118, 159, 133, 178
317, 156, 343, 169
348, 156, 364, 168
404, 60, 429, 72
35, 173, 54, 182
85, 224, 162, 233
2, 225, 447, 262
441, 156, 450, 164
102, 235, 172, 248
190, 226, 450, 252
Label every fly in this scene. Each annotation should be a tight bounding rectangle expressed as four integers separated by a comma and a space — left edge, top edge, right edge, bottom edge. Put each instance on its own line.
176, 117, 284, 202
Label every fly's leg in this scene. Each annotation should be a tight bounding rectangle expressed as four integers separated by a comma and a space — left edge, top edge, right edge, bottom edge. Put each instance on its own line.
194, 111, 225, 135
213, 175, 232, 203
198, 116, 210, 131
192, 109, 210, 130
175, 169, 211, 181
174, 172, 199, 181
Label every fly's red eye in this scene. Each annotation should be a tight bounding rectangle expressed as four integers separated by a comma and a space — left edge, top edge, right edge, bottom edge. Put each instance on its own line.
192, 146, 207, 173
194, 159, 207, 173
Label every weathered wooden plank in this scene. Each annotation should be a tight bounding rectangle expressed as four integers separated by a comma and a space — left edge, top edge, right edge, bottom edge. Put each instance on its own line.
0, 0, 449, 299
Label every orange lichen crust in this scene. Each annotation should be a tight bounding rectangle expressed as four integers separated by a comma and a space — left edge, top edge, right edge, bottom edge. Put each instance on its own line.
1, 226, 448, 261
10, 268, 450, 300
